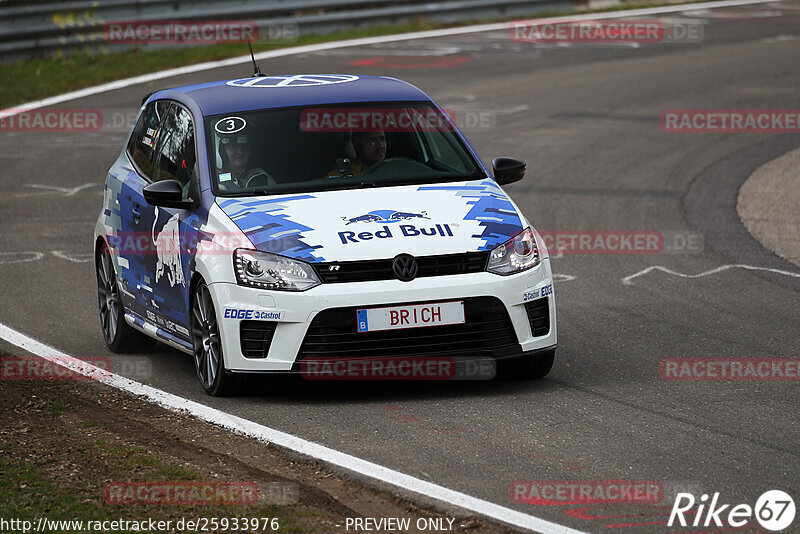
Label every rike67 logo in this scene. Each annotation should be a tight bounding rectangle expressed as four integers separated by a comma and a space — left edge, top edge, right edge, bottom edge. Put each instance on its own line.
669, 490, 795, 531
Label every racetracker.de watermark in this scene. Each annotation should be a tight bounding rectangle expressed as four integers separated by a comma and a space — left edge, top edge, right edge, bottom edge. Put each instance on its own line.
104, 20, 298, 44
300, 107, 457, 133
0, 108, 102, 132
107, 232, 252, 256
300, 106, 498, 133
1, 356, 111, 381
300, 356, 496, 381
0, 355, 152, 381
0, 108, 134, 134
104, 482, 259, 506
509, 480, 663, 505
509, 18, 703, 44
537, 230, 703, 255
661, 110, 800, 133
660, 358, 800, 381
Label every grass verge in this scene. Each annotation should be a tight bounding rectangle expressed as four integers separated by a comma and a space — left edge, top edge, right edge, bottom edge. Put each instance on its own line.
0, 373, 511, 534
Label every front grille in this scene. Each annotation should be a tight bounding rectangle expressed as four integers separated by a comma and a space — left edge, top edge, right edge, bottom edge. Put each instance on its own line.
240, 320, 277, 358
296, 296, 520, 361
314, 251, 489, 283
524, 297, 550, 337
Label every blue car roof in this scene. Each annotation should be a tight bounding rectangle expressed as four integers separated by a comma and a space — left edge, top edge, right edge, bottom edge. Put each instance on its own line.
154, 75, 433, 117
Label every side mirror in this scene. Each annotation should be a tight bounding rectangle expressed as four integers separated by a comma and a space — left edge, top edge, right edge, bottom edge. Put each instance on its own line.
492, 157, 526, 186
143, 180, 194, 209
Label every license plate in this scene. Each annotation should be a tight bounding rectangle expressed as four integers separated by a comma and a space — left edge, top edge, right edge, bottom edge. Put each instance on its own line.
357, 301, 465, 333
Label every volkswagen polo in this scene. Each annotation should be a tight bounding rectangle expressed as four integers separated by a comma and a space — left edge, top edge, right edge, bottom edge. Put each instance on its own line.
94, 74, 557, 395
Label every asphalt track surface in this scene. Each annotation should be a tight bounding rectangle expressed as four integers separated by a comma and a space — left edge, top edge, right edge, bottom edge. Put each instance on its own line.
1, 2, 799, 532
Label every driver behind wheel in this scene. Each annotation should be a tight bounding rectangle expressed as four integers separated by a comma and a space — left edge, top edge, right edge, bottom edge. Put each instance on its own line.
327, 130, 386, 177
217, 132, 274, 190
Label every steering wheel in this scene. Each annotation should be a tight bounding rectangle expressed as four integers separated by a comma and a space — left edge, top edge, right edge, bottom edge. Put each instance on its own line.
245, 172, 275, 189
366, 157, 415, 173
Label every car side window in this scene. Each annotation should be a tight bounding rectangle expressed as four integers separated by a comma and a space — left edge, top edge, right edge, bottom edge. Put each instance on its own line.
152, 104, 196, 198
127, 100, 169, 180
421, 129, 468, 173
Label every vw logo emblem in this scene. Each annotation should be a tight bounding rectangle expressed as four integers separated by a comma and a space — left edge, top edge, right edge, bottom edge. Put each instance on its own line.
392, 254, 418, 282
227, 74, 359, 88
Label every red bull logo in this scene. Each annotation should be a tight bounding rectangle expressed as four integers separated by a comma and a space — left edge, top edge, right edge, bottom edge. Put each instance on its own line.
152, 207, 185, 287
342, 210, 429, 225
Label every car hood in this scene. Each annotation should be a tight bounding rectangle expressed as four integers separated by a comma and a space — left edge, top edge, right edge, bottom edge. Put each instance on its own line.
216, 179, 524, 263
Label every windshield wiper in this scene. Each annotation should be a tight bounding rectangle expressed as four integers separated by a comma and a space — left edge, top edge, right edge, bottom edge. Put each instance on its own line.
218, 181, 377, 197
331, 181, 376, 190
221, 189, 274, 197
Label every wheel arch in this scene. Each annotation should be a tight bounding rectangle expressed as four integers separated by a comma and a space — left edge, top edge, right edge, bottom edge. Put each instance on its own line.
189, 271, 205, 298
94, 235, 108, 265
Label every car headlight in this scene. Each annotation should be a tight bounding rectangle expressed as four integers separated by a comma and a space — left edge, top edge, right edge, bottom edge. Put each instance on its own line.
487, 227, 540, 275
233, 249, 321, 291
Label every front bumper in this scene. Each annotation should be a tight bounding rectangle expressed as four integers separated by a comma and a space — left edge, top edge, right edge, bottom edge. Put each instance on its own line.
207, 258, 557, 372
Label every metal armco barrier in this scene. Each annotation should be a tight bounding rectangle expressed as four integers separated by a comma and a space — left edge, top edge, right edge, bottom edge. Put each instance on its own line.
0, 0, 574, 61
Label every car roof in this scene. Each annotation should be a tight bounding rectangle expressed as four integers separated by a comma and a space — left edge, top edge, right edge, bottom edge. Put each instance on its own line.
153, 75, 433, 117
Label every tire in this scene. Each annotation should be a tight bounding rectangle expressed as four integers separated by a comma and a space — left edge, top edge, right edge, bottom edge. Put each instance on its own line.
96, 243, 143, 352
502, 349, 555, 380
191, 280, 237, 396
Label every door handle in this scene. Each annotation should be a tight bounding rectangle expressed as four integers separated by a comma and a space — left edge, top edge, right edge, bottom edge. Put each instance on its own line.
132, 205, 141, 223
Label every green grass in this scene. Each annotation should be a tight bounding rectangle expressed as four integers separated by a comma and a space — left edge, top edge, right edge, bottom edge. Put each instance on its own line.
154, 462, 198, 480
0, 439, 311, 533
46, 400, 67, 417
87, 439, 197, 480
0, 0, 690, 109
0, 21, 444, 109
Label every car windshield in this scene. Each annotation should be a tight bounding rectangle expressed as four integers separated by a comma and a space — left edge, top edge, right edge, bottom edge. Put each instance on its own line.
205, 102, 484, 196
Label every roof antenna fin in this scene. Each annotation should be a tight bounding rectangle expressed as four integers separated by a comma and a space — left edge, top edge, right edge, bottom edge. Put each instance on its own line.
248, 39, 265, 77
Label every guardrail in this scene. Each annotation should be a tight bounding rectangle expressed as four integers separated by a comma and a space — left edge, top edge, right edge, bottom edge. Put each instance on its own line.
0, 0, 574, 61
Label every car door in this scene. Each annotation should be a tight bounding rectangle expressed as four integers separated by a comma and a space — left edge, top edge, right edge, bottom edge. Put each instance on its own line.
116, 99, 170, 329
146, 102, 199, 342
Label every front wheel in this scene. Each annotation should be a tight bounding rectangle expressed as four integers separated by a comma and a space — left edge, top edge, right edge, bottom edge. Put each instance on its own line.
96, 244, 143, 352
191, 281, 237, 396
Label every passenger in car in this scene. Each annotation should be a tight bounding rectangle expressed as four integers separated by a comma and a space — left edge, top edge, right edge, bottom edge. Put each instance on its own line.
327, 130, 387, 177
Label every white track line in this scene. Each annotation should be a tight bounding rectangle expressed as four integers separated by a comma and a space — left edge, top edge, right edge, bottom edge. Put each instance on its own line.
0, 322, 585, 534
0, 0, 780, 530
0, 0, 777, 119
621, 264, 800, 285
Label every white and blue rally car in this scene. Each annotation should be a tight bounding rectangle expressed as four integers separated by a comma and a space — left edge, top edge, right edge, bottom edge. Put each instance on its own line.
94, 73, 557, 395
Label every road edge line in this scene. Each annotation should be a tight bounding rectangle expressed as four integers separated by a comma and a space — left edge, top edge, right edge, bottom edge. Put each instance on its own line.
0, 322, 587, 534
